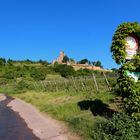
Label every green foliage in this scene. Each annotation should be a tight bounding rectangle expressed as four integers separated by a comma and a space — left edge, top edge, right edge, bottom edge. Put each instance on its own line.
30, 67, 47, 81
76, 68, 92, 76
93, 60, 103, 68
117, 58, 140, 119
7, 59, 13, 66
78, 58, 89, 64
111, 22, 140, 64
3, 66, 23, 79
93, 113, 140, 140
68, 117, 95, 139
111, 68, 119, 72
38, 59, 49, 66
54, 64, 76, 77
62, 55, 69, 63
16, 80, 30, 90
69, 58, 75, 64
0, 58, 6, 66
24, 59, 33, 64
4, 70, 15, 79
12, 91, 116, 140
111, 22, 140, 120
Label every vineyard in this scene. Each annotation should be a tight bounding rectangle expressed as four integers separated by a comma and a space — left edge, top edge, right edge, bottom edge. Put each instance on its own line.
0, 71, 118, 95
34, 74, 117, 93
10, 72, 119, 140
0, 61, 122, 140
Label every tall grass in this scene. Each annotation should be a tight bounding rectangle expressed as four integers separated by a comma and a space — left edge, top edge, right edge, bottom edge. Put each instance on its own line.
12, 91, 117, 140
0, 72, 119, 139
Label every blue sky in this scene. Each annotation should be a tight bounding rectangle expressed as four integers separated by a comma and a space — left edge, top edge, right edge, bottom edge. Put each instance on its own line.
0, 0, 140, 69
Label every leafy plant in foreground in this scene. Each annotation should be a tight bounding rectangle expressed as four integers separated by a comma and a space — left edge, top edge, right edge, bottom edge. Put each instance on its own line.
93, 113, 140, 140
111, 22, 140, 119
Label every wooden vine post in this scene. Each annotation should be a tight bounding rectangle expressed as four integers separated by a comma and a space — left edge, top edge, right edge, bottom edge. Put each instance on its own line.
103, 72, 111, 91
92, 74, 99, 93
111, 22, 140, 120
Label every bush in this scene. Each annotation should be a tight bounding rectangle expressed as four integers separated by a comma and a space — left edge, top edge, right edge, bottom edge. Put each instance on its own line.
4, 70, 15, 79
0, 58, 6, 66
111, 22, 140, 120
92, 113, 140, 140
16, 80, 30, 90
3, 66, 24, 79
76, 68, 92, 76
30, 68, 47, 81
54, 64, 76, 78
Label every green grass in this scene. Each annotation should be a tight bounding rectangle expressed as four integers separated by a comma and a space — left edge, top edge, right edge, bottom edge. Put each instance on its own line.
46, 74, 64, 80
10, 90, 117, 140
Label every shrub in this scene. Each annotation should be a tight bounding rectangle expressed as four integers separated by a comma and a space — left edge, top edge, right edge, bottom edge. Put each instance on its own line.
76, 68, 92, 76
54, 64, 76, 78
0, 58, 6, 66
92, 113, 140, 140
30, 68, 46, 81
111, 22, 140, 119
3, 66, 24, 79
4, 70, 15, 79
16, 80, 30, 90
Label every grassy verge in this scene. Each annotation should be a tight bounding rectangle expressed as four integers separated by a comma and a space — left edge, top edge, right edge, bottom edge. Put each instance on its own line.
9, 90, 117, 140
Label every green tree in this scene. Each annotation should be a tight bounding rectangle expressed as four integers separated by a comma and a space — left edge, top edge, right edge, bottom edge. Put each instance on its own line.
23, 59, 33, 64
95, 60, 103, 68
7, 59, 13, 66
78, 59, 89, 64
92, 61, 96, 66
111, 68, 119, 72
62, 55, 69, 63
69, 58, 75, 64
54, 64, 75, 77
38, 59, 49, 66
92, 60, 103, 68
0, 58, 6, 66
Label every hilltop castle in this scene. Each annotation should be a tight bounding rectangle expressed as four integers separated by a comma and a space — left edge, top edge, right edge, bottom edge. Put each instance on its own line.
52, 51, 65, 64
52, 51, 112, 72
52, 51, 104, 70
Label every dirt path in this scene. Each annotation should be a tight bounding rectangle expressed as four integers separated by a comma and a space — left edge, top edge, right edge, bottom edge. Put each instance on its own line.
0, 94, 79, 140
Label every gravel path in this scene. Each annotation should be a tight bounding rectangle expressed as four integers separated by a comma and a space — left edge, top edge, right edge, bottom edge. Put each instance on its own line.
0, 94, 79, 140
0, 94, 39, 140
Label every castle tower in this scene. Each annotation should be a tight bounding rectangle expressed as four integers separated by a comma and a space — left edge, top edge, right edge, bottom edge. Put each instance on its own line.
57, 51, 64, 64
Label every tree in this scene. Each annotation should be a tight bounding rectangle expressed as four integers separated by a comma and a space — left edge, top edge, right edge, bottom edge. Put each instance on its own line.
24, 59, 33, 64
111, 68, 119, 72
92, 61, 96, 66
54, 64, 75, 77
95, 60, 103, 68
92, 60, 103, 68
88, 61, 91, 65
7, 59, 13, 66
0, 58, 6, 66
38, 59, 49, 66
62, 55, 69, 63
69, 58, 75, 64
78, 59, 89, 64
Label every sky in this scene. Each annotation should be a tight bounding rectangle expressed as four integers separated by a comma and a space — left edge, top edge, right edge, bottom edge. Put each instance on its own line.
0, 0, 140, 69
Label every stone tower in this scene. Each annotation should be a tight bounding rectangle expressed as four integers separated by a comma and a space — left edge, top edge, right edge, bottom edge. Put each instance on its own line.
57, 51, 64, 64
